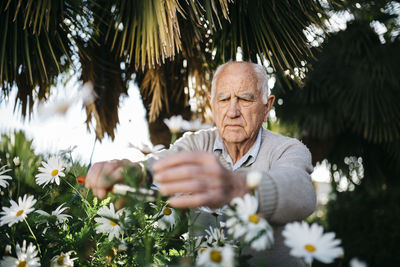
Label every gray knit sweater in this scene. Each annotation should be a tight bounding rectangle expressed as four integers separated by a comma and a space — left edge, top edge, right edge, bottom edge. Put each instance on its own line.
163, 127, 316, 266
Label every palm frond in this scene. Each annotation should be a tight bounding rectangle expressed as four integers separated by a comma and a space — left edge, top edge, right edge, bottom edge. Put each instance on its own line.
274, 22, 400, 146
104, 0, 183, 70
79, 38, 132, 140
211, 0, 327, 72
0, 0, 81, 116
140, 67, 167, 122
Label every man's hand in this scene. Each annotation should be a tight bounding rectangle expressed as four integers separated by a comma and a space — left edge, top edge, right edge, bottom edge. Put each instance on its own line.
85, 159, 132, 199
152, 151, 248, 209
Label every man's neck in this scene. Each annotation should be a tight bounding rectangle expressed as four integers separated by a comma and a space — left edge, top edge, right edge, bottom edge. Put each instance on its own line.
224, 134, 258, 164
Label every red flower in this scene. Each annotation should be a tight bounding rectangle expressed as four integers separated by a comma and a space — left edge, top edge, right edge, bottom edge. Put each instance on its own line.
77, 176, 86, 184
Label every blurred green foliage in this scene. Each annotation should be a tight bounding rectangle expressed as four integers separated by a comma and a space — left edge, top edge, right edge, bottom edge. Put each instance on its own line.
273, 1, 400, 266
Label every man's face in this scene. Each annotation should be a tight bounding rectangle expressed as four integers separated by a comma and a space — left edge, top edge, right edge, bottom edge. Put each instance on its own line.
211, 63, 274, 145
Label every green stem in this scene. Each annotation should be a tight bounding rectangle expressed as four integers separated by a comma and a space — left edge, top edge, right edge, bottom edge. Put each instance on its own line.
68, 151, 77, 177
36, 189, 52, 202
62, 177, 91, 213
64, 178, 81, 196
187, 211, 201, 256
24, 219, 42, 256
17, 171, 21, 199
250, 188, 255, 196
10, 225, 16, 247
144, 236, 152, 264
214, 214, 220, 228
171, 133, 177, 144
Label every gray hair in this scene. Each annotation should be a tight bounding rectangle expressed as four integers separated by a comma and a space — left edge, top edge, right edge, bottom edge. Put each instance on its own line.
210, 61, 270, 104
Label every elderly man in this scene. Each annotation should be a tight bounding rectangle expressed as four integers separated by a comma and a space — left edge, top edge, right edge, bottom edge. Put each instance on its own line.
85, 61, 316, 266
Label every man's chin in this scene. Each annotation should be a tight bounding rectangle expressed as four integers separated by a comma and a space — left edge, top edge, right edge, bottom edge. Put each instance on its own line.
222, 134, 246, 144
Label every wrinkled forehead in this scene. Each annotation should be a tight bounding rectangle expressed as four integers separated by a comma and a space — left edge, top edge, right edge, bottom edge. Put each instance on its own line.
215, 63, 259, 94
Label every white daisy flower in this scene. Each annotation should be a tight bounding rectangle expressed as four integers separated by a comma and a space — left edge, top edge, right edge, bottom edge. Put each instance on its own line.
118, 240, 128, 252
94, 203, 125, 240
50, 251, 76, 267
197, 206, 226, 217
282, 221, 344, 264
0, 165, 12, 192
129, 142, 165, 155
243, 218, 274, 251
60, 145, 77, 155
38, 98, 74, 118
35, 156, 66, 187
38, 82, 95, 120
181, 232, 190, 241
196, 245, 234, 267
350, 257, 368, 267
182, 119, 212, 132
204, 226, 226, 246
226, 194, 274, 251
4, 245, 12, 255
36, 204, 72, 225
0, 240, 40, 267
13, 157, 21, 167
80, 81, 96, 106
163, 115, 188, 133
246, 171, 262, 189
157, 206, 178, 230
0, 194, 37, 227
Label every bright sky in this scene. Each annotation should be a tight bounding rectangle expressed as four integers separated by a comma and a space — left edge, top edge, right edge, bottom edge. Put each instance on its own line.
0, 78, 150, 165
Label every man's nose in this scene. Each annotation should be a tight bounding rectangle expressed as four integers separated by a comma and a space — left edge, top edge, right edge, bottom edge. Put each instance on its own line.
227, 100, 240, 118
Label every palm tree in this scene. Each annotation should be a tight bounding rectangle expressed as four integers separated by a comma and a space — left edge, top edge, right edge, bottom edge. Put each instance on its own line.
0, 0, 327, 145
273, 1, 400, 265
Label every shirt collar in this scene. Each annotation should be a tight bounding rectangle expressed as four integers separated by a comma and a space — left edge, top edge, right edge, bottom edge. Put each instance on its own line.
213, 128, 263, 170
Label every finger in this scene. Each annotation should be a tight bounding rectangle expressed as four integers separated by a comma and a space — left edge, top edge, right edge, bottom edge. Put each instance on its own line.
152, 151, 217, 172
93, 188, 107, 199
97, 165, 123, 188
168, 190, 226, 209
154, 164, 206, 183
86, 161, 122, 193
168, 193, 211, 209
159, 177, 217, 195
85, 163, 103, 189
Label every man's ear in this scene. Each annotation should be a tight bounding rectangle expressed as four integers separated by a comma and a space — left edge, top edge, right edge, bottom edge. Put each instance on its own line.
264, 95, 275, 122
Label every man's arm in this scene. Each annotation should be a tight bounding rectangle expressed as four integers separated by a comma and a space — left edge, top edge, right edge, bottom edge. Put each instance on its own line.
257, 141, 316, 225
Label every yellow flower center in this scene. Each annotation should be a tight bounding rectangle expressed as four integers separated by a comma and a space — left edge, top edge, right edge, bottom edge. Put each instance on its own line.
199, 248, 206, 254
109, 220, 118, 226
163, 208, 172, 216
304, 244, 316, 253
210, 250, 222, 263
249, 214, 260, 224
57, 255, 65, 265
51, 169, 59, 176
16, 210, 24, 217
17, 261, 27, 267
